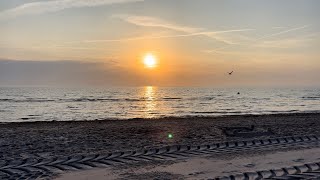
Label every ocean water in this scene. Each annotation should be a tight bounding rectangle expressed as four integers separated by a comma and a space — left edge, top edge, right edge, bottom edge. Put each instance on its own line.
0, 87, 319, 122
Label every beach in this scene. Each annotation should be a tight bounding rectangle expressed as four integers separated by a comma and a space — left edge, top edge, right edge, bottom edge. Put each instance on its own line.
1, 113, 320, 179
1, 0, 319, 179
57, 146, 320, 179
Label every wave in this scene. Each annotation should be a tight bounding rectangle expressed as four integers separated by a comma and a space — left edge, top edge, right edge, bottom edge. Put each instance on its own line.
191, 111, 246, 114
0, 98, 55, 102
0, 98, 12, 101
0, 96, 318, 103
186, 97, 215, 101
1, 95, 319, 104
162, 97, 182, 101
63, 98, 120, 102
267, 110, 298, 113
124, 98, 143, 102
1, 97, 185, 103
302, 96, 320, 100
191, 110, 300, 114
3, 110, 320, 123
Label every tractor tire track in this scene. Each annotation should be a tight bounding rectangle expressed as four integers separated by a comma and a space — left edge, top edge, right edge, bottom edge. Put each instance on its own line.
1, 135, 320, 179
216, 162, 320, 180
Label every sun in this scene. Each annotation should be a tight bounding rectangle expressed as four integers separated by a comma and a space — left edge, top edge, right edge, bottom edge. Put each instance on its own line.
143, 53, 157, 68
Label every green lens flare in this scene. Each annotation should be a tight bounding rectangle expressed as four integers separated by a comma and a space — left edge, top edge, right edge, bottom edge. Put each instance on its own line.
168, 133, 173, 139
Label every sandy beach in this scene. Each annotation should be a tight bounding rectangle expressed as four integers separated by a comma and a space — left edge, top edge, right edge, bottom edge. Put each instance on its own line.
2, 0, 319, 179
56, 147, 320, 180
1, 113, 320, 179
1, 113, 320, 162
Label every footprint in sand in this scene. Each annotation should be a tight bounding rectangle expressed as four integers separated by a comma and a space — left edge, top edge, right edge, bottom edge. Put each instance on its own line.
222, 170, 239, 174
244, 163, 255, 168
293, 158, 304, 162
188, 172, 204, 176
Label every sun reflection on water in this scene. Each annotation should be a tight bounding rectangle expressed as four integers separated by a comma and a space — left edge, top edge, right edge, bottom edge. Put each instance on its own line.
144, 86, 157, 118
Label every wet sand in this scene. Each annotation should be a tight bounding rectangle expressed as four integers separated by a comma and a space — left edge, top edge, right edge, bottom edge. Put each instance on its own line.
1, 113, 320, 164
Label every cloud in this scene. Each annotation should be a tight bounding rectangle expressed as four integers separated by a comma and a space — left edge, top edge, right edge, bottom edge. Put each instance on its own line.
78, 29, 254, 43
0, 59, 133, 86
71, 14, 253, 44
256, 25, 310, 40
1, 59, 201, 87
256, 32, 319, 50
113, 14, 203, 33
256, 38, 311, 49
0, 0, 144, 20
204, 25, 312, 53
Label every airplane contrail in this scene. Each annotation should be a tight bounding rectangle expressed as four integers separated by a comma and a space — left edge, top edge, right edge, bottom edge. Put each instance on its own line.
0, 0, 145, 20
203, 25, 310, 54
70, 29, 254, 43
256, 25, 310, 40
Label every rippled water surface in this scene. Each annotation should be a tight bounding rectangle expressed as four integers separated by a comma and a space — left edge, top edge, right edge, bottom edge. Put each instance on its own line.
0, 87, 320, 122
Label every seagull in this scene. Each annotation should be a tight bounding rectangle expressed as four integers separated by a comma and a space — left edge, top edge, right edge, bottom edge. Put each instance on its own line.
228, 71, 234, 75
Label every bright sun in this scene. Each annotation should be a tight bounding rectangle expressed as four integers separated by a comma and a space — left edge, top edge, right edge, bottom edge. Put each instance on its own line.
143, 53, 157, 68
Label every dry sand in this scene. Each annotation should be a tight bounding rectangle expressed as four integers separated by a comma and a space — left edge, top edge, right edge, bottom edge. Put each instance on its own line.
1, 113, 320, 163
56, 147, 320, 180
1, 113, 320, 180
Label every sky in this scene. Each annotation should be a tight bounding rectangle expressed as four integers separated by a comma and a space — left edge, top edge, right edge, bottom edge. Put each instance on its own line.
0, 0, 320, 87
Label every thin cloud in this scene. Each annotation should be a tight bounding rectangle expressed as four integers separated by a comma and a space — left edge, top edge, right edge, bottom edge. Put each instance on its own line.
256, 38, 311, 49
255, 30, 316, 49
204, 25, 311, 54
272, 26, 286, 29
78, 29, 255, 43
202, 46, 230, 54
113, 14, 203, 33
0, 0, 144, 20
71, 14, 254, 44
256, 25, 310, 40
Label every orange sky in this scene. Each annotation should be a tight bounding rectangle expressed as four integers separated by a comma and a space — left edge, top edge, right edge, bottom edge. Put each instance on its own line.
0, 0, 319, 87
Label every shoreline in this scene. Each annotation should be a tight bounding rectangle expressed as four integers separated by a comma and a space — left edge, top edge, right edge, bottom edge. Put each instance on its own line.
1, 112, 320, 124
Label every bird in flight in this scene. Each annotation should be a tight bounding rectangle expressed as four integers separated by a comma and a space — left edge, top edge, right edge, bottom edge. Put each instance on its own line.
228, 71, 234, 75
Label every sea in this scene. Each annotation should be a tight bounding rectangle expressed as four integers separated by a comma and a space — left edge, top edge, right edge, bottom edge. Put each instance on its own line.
0, 87, 319, 122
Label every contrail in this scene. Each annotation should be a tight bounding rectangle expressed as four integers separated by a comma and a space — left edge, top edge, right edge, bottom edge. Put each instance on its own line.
203, 25, 310, 54
74, 29, 254, 43
0, 0, 145, 20
256, 25, 310, 40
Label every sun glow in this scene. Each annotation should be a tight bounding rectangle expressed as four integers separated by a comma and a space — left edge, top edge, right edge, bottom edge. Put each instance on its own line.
143, 53, 157, 68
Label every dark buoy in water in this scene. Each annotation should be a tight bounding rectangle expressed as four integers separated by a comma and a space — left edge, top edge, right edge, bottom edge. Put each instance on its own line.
237, 92, 240, 95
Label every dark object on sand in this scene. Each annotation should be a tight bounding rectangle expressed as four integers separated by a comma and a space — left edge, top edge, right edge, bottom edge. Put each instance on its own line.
222, 125, 274, 138
237, 92, 240, 95
228, 71, 233, 75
